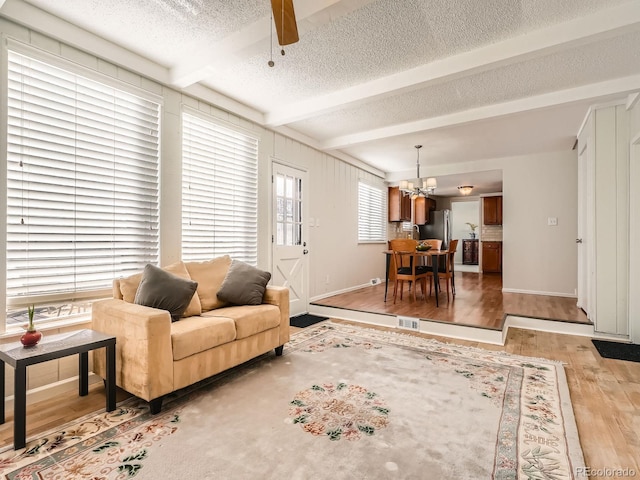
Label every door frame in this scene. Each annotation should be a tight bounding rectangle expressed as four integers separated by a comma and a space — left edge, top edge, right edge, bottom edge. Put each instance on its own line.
629, 136, 640, 343
270, 159, 310, 316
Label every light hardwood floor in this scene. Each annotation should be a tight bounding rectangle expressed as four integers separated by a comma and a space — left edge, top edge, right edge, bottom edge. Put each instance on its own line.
313, 272, 590, 329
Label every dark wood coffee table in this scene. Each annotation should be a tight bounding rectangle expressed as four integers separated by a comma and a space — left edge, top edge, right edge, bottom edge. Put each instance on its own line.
0, 329, 116, 450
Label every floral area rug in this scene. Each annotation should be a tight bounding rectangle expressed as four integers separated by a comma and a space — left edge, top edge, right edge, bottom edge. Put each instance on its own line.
0, 322, 584, 479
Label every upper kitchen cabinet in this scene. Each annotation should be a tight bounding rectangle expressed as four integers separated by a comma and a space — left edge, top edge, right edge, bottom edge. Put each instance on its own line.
388, 186, 411, 222
414, 196, 437, 225
483, 196, 503, 225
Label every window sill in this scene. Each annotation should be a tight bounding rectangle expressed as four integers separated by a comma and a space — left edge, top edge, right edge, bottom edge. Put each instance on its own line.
1, 315, 92, 341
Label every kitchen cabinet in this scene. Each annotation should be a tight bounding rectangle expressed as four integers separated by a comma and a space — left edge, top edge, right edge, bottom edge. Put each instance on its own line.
483, 196, 503, 225
462, 239, 479, 265
388, 186, 411, 222
482, 241, 502, 273
414, 196, 437, 225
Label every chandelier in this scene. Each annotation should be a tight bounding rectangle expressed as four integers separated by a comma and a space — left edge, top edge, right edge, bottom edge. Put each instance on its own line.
399, 145, 437, 197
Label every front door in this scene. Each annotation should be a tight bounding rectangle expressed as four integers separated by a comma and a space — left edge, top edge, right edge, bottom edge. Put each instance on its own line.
272, 162, 308, 317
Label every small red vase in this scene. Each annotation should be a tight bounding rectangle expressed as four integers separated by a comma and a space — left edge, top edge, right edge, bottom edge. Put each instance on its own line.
21, 329, 42, 347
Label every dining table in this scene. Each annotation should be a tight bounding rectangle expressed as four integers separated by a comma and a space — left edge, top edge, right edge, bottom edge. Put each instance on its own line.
383, 248, 450, 307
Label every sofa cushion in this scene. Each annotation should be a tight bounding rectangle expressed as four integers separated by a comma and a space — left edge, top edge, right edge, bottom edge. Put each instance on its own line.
134, 264, 199, 322
185, 255, 232, 312
171, 315, 237, 361
203, 304, 280, 340
120, 262, 202, 317
217, 260, 271, 306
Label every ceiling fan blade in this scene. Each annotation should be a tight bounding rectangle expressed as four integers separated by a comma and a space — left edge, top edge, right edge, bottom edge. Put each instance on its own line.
271, 0, 299, 46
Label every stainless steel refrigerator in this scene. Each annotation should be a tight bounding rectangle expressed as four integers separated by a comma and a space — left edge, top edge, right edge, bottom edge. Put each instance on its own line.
418, 209, 451, 248
418, 209, 451, 269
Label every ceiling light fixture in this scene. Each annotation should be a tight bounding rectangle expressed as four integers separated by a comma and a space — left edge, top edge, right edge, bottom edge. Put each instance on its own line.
399, 145, 437, 198
457, 185, 474, 196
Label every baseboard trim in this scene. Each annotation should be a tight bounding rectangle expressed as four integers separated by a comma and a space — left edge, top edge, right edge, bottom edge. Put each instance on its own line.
4, 373, 102, 411
310, 283, 374, 302
502, 288, 577, 298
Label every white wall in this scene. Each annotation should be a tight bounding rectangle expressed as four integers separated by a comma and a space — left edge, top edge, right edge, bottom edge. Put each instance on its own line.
502, 151, 579, 296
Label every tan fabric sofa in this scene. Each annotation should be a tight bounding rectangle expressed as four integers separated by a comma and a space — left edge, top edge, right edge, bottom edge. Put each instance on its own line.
92, 256, 290, 413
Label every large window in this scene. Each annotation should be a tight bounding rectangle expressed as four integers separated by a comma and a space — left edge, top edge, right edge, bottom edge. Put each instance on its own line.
5, 49, 160, 326
358, 180, 386, 243
182, 111, 258, 264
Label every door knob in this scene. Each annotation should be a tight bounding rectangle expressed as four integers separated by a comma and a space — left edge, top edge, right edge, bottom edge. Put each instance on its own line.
303, 249, 309, 254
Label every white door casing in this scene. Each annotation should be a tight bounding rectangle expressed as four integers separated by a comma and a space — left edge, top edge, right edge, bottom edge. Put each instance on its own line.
271, 162, 308, 317
576, 148, 588, 316
629, 140, 640, 343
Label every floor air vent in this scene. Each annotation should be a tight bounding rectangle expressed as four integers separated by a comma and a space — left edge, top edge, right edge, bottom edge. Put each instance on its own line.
397, 316, 420, 331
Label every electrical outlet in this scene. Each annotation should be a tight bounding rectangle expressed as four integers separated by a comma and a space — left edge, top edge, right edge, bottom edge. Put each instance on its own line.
547, 217, 558, 226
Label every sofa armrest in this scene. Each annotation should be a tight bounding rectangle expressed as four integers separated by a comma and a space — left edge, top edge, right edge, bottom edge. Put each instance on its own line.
91, 298, 174, 402
263, 286, 290, 345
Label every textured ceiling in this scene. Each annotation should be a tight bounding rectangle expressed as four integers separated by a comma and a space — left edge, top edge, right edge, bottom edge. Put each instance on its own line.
5, 0, 640, 195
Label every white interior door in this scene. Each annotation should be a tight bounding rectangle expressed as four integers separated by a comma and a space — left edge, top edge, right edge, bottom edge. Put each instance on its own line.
272, 163, 308, 317
577, 139, 596, 322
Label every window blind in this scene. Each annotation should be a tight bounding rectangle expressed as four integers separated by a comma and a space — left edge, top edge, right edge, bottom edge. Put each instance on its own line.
358, 180, 386, 242
6, 50, 160, 307
182, 112, 258, 264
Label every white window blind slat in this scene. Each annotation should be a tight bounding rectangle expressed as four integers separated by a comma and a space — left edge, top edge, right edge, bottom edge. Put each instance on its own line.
182, 112, 258, 265
6, 50, 160, 309
358, 181, 386, 243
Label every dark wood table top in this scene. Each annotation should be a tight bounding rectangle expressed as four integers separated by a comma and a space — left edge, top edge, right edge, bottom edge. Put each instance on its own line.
0, 329, 115, 366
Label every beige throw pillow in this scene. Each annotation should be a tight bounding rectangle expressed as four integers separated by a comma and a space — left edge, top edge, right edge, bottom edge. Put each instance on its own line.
185, 255, 232, 312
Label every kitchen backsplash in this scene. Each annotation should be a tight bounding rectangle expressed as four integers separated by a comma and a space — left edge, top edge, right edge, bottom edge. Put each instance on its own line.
481, 224, 503, 241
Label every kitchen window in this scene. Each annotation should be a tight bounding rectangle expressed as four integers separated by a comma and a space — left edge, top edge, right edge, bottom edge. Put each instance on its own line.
358, 180, 386, 243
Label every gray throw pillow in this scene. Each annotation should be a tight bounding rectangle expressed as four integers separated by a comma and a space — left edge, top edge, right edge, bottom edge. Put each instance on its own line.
217, 260, 271, 306
134, 264, 198, 322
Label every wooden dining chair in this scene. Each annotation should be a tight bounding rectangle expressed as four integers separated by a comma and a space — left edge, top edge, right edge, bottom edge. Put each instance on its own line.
422, 238, 442, 250
428, 239, 459, 301
388, 238, 418, 282
421, 238, 443, 271
391, 249, 429, 303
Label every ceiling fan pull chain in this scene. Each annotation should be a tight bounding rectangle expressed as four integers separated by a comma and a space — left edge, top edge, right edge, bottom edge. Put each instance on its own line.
268, 14, 275, 67
280, 0, 285, 55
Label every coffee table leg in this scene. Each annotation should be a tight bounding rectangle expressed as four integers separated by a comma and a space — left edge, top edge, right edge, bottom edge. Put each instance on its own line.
0, 360, 5, 424
79, 352, 89, 396
14, 366, 26, 450
106, 343, 116, 412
